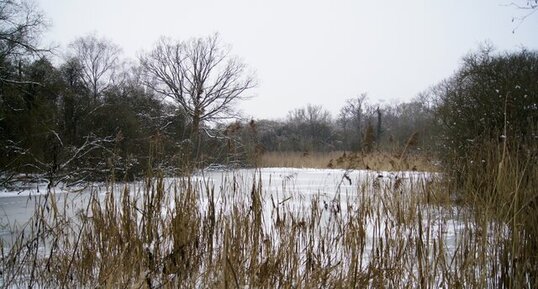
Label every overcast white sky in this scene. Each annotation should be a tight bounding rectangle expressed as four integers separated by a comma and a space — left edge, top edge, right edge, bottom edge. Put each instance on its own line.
39, 0, 538, 120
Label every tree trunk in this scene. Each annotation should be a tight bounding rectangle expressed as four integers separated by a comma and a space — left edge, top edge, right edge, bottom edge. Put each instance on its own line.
376, 107, 382, 147
190, 110, 201, 162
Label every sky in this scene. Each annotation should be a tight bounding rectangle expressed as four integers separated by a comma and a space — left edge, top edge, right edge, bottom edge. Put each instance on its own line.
39, 0, 538, 120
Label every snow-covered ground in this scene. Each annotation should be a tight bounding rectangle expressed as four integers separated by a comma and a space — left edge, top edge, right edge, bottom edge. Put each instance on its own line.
0, 167, 429, 197
0, 167, 458, 253
1, 168, 479, 288
192, 168, 463, 255
0, 168, 447, 232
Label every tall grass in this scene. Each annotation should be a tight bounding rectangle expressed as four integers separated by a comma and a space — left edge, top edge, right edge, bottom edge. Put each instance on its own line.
1, 162, 533, 288
259, 151, 438, 172
454, 140, 538, 288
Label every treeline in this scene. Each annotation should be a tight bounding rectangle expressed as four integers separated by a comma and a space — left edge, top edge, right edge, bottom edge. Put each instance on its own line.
228, 46, 538, 171
0, 46, 438, 185
1, 1, 537, 189
0, 0, 435, 187
0, 1, 254, 186
0, 47, 189, 185
221, 96, 437, 160
0, 32, 262, 185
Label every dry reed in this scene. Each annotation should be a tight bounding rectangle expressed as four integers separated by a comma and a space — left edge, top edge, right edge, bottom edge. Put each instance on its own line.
1, 162, 533, 288
258, 151, 439, 172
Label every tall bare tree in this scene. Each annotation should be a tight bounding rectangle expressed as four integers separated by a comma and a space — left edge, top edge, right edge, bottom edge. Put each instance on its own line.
140, 34, 255, 138
338, 93, 367, 150
68, 34, 121, 99
0, 0, 48, 81
287, 104, 333, 151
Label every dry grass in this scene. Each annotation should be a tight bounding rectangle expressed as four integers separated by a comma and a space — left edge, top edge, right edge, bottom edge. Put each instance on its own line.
1, 160, 534, 288
455, 141, 538, 289
259, 151, 439, 172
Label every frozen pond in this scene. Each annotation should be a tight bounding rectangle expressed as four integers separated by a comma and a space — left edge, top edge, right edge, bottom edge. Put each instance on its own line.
1, 168, 481, 288
1, 168, 459, 248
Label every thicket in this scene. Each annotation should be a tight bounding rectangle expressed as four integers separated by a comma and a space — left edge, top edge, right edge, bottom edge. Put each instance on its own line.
435, 48, 537, 172
0, 2, 253, 186
434, 47, 538, 285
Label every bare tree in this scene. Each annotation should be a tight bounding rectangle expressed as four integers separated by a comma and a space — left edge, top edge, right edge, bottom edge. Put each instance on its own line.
140, 34, 256, 138
339, 93, 367, 131
288, 104, 331, 126
68, 34, 121, 99
0, 0, 48, 81
338, 93, 367, 150
287, 104, 333, 151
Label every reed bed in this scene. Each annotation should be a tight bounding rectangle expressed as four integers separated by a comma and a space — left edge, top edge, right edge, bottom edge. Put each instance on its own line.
258, 151, 439, 172
1, 165, 532, 288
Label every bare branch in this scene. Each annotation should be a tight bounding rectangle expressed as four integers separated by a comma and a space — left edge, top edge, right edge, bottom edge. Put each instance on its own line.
140, 34, 256, 136
0, 0, 49, 61
506, 1, 538, 32
68, 34, 122, 99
